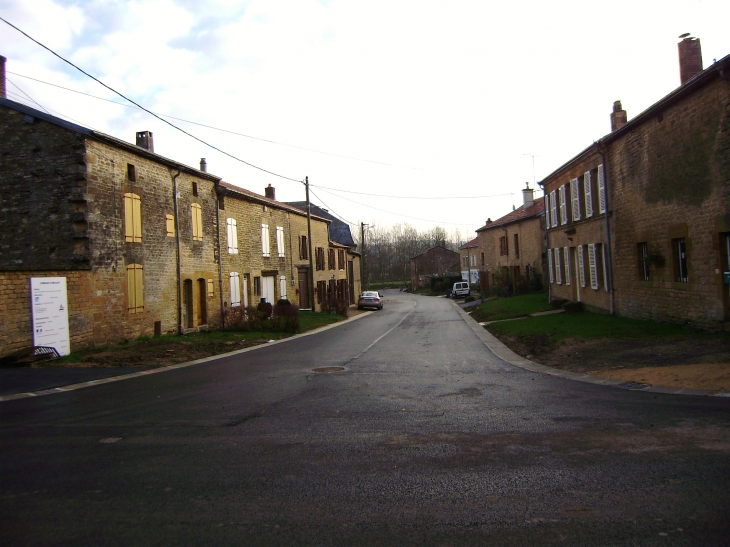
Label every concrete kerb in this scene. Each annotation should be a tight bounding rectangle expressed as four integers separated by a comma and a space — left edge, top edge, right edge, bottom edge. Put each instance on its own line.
0, 311, 374, 403
453, 302, 730, 398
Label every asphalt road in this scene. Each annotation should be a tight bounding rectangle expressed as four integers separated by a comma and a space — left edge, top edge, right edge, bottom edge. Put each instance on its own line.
2, 291, 730, 546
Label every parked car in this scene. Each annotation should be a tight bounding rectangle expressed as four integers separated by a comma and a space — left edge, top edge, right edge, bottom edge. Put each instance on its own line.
358, 291, 383, 310
451, 281, 470, 299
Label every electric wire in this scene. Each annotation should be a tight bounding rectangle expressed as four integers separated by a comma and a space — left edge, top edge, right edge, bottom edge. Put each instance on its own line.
307, 188, 357, 227
0, 16, 303, 184
6, 78, 51, 115
310, 184, 519, 200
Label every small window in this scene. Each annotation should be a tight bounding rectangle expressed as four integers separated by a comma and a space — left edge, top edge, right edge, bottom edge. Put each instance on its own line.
588, 243, 599, 289
299, 235, 309, 260
550, 191, 558, 228
261, 224, 270, 257
554, 248, 562, 284
124, 193, 142, 243
563, 246, 571, 286
514, 234, 519, 258
126, 263, 144, 313
597, 164, 606, 214
672, 238, 688, 283
571, 178, 581, 221
166, 214, 175, 237
547, 248, 554, 284
127, 163, 136, 182
316, 247, 325, 271
192, 182, 198, 197
191, 203, 203, 241
253, 276, 261, 297
207, 279, 214, 297
584, 171, 594, 218
638, 242, 649, 281
276, 226, 285, 257
559, 185, 567, 225
577, 245, 586, 287
338, 249, 346, 270
481, 252, 485, 266
328, 248, 336, 270
499, 236, 508, 256
317, 280, 327, 304
226, 218, 238, 254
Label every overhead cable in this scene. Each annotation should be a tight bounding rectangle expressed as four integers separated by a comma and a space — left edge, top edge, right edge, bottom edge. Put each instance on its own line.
311, 184, 519, 200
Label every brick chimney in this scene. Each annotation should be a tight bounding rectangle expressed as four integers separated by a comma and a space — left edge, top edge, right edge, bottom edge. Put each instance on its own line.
522, 184, 534, 208
678, 34, 703, 85
200, 158, 207, 172
136, 131, 154, 152
265, 184, 275, 200
610, 100, 627, 132
0, 55, 6, 99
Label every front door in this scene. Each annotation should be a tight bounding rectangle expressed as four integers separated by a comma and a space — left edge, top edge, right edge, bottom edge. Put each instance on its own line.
183, 279, 194, 328
262, 276, 276, 304
298, 268, 310, 309
348, 261, 355, 304
197, 278, 207, 325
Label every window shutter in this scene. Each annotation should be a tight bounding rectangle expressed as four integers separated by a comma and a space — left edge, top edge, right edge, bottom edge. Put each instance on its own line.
548, 248, 554, 284
124, 193, 142, 242
570, 178, 581, 221
226, 218, 238, 254
597, 164, 606, 214
564, 247, 571, 285
166, 214, 175, 237
555, 248, 562, 284
602, 244, 609, 291
276, 226, 285, 257
559, 185, 567, 225
261, 224, 270, 257
550, 191, 558, 228
588, 244, 598, 289
191, 204, 202, 241
207, 279, 214, 297
126, 264, 144, 313
280, 276, 286, 299
230, 272, 240, 307
584, 171, 593, 218
544, 195, 550, 227
578, 245, 586, 287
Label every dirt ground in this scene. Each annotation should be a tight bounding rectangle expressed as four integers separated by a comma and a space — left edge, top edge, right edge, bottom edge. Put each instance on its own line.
493, 334, 730, 392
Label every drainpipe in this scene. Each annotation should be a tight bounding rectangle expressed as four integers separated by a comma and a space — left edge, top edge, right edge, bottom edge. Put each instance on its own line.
538, 182, 551, 303
214, 182, 226, 327
171, 169, 183, 334
595, 143, 615, 315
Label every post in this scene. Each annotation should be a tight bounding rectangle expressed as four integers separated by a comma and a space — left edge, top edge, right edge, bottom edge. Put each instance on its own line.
361, 222, 367, 290
305, 177, 315, 310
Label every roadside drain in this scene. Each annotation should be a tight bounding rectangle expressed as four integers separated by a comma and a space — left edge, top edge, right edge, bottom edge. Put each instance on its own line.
312, 367, 345, 373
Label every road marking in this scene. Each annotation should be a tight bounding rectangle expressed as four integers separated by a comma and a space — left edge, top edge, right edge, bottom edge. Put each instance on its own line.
349, 301, 416, 362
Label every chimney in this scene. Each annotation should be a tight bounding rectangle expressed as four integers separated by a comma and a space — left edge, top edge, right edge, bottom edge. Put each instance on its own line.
0, 55, 6, 99
200, 158, 207, 172
136, 131, 154, 152
265, 184, 275, 200
522, 183, 534, 208
678, 34, 703, 84
610, 100, 627, 132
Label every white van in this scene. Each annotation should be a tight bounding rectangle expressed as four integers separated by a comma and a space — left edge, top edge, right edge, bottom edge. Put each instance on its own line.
452, 281, 470, 299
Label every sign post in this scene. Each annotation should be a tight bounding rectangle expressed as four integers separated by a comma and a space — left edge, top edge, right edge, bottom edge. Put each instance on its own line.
30, 277, 70, 357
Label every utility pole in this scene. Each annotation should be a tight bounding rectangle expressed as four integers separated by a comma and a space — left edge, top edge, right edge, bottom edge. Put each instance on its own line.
305, 177, 315, 310
361, 222, 369, 290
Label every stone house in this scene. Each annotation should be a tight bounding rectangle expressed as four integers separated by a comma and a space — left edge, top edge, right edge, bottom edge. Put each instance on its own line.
458, 238, 480, 286
409, 246, 460, 290
475, 187, 545, 295
539, 37, 730, 330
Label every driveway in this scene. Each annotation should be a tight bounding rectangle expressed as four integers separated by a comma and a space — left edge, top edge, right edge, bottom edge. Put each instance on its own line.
2, 290, 729, 545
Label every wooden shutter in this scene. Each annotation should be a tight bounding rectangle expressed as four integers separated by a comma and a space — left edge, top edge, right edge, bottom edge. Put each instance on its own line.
230, 272, 240, 306
544, 195, 550, 227
554, 248, 562, 284
166, 214, 175, 237
578, 245, 586, 287
547, 248, 554, 284
559, 185, 567, 225
207, 279, 214, 297
564, 246, 571, 285
280, 276, 286, 299
570, 178, 581, 221
550, 191, 558, 227
226, 218, 238, 254
584, 171, 593, 218
261, 224, 270, 257
588, 244, 598, 289
124, 193, 142, 242
276, 226, 285, 257
597, 164, 606, 214
191, 203, 202, 241
126, 264, 144, 313
602, 244, 609, 291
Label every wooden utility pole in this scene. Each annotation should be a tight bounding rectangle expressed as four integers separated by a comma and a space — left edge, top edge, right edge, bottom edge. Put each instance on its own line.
305, 177, 315, 309
361, 222, 369, 290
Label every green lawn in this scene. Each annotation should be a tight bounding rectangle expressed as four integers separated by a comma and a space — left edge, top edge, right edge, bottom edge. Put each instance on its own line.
486, 311, 711, 341
299, 311, 343, 332
469, 293, 552, 322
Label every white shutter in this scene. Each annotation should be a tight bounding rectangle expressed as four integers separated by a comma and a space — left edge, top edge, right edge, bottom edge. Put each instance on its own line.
564, 246, 571, 285
261, 224, 270, 257
554, 248, 562, 284
242, 275, 248, 307
548, 248, 554, 284
230, 272, 241, 307
570, 178, 581, 221
602, 243, 609, 291
226, 218, 238, 254
276, 226, 285, 257
597, 164, 606, 214
559, 185, 567, 225
280, 276, 286, 299
584, 171, 593, 218
544, 195, 550, 227
578, 245, 586, 287
588, 244, 598, 289
550, 191, 558, 228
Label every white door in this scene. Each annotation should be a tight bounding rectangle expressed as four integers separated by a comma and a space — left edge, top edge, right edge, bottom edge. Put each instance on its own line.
262, 276, 276, 304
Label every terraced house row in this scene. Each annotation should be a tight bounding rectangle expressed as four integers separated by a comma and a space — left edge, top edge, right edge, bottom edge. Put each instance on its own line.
0, 73, 361, 359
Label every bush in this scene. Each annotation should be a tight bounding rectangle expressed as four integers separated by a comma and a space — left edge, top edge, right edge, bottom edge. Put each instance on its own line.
272, 303, 300, 333
257, 301, 273, 319
223, 303, 299, 333
323, 296, 349, 316
464, 295, 476, 303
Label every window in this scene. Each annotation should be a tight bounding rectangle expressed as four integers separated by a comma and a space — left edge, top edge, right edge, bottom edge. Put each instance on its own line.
276, 226, 285, 257
261, 224, 270, 257
547, 248, 554, 284
588, 243, 599, 289
127, 163, 136, 182
584, 171, 594, 218
191, 203, 203, 241
192, 181, 198, 197
638, 242, 649, 281
514, 234, 520, 258
570, 178, 581, 221
544, 195, 551, 228
338, 249, 346, 270
577, 245, 586, 287
317, 280, 327, 304
499, 236, 508, 256
316, 247, 325, 270
226, 218, 238, 254
207, 279, 214, 297
166, 214, 175, 237
597, 164, 606, 214
554, 248, 562, 284
124, 192, 142, 242
463, 256, 468, 267
673, 238, 688, 283
328, 248, 336, 270
471, 254, 477, 267
559, 185, 567, 225
602, 244, 609, 292
299, 235, 309, 260
481, 252, 485, 266
564, 246, 571, 285
229, 272, 241, 307
253, 276, 261, 297
550, 191, 558, 228
280, 276, 286, 300
126, 263, 144, 313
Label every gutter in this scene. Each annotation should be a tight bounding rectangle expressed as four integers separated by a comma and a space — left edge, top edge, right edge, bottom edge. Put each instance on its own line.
538, 183, 551, 303
214, 182, 226, 328
595, 144, 615, 315
170, 169, 183, 335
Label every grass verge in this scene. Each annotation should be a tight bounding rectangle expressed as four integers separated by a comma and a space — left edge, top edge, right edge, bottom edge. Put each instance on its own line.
469, 293, 552, 322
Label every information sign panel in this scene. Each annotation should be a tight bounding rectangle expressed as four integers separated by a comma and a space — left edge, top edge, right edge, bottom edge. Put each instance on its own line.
30, 277, 70, 356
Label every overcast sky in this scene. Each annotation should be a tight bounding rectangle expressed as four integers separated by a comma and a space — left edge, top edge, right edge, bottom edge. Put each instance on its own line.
2, 0, 729, 240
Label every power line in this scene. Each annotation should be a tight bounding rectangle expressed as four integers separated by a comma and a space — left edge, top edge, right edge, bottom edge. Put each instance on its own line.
311, 184, 518, 200
0, 16, 303, 184
307, 187, 357, 227
6, 78, 51, 115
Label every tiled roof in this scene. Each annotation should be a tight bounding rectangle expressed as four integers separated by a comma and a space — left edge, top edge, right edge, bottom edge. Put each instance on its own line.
459, 237, 479, 249
476, 199, 544, 232
220, 182, 329, 221
285, 202, 356, 247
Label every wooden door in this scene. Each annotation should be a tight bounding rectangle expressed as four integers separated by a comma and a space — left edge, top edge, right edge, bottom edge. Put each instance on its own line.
197, 278, 207, 325
183, 279, 194, 328
298, 269, 310, 309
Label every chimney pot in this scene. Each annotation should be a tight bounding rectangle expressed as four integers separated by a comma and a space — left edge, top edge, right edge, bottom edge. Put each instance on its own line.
136, 131, 154, 152
610, 100, 628, 131
678, 35, 703, 84
0, 55, 6, 99
522, 186, 534, 208
265, 184, 275, 200
200, 158, 207, 172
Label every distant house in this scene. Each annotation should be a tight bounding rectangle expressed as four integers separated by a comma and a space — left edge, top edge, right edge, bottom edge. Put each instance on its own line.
475, 187, 545, 295
409, 246, 460, 290
458, 238, 480, 286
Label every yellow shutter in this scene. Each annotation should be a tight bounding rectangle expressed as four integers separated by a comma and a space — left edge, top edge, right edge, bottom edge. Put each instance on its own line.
192, 204, 203, 241
126, 264, 144, 313
207, 279, 214, 297
124, 193, 142, 242
166, 214, 175, 237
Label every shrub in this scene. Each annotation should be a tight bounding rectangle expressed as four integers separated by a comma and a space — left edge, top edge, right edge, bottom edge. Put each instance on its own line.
257, 301, 273, 319
464, 295, 476, 303
272, 303, 300, 333
323, 295, 349, 316
550, 298, 568, 309
562, 301, 584, 313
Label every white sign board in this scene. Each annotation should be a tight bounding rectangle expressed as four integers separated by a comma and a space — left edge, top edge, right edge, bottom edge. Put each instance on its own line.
30, 277, 70, 356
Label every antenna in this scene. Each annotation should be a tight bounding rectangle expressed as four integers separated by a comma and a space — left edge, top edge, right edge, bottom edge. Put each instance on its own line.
523, 154, 538, 187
